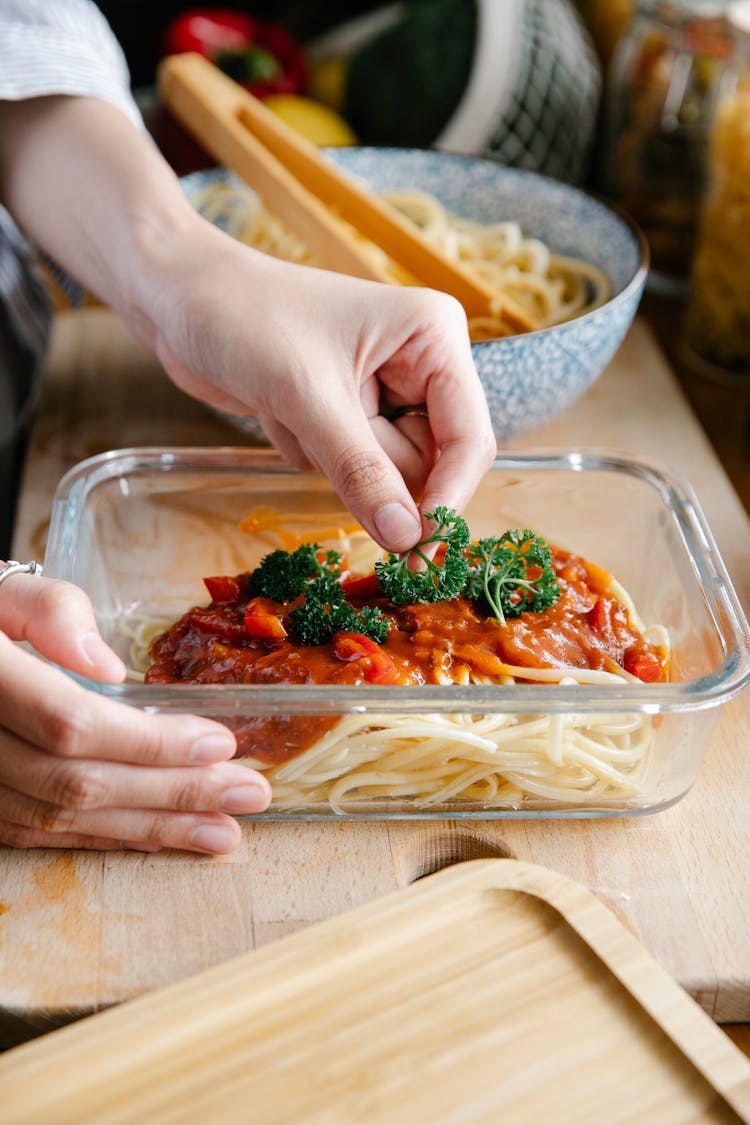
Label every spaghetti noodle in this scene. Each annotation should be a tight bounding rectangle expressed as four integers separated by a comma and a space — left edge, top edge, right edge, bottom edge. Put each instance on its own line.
136, 519, 669, 813
188, 179, 610, 341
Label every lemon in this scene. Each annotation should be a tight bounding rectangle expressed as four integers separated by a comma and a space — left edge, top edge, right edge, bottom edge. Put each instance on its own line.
263, 94, 357, 147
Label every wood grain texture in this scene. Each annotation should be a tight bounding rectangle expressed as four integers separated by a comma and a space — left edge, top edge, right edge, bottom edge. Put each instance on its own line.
1, 860, 749, 1125
2, 310, 750, 1042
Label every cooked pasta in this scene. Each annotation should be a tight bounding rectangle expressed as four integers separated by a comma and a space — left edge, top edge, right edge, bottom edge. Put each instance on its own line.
188, 179, 610, 341
259, 708, 656, 813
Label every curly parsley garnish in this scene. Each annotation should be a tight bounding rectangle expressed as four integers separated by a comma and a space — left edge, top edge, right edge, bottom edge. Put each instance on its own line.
247, 544, 388, 645
289, 577, 390, 646
247, 544, 342, 602
464, 529, 561, 627
244, 512, 560, 647
374, 506, 471, 605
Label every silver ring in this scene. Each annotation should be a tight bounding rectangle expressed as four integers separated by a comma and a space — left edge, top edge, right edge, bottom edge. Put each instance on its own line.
390, 403, 429, 421
0, 560, 44, 587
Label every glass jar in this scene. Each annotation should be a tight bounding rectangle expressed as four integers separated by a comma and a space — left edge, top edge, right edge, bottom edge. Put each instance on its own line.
600, 0, 743, 288
575, 0, 636, 68
683, 5, 750, 381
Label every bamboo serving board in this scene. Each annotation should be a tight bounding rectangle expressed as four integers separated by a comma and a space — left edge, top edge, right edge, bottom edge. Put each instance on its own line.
0, 860, 748, 1125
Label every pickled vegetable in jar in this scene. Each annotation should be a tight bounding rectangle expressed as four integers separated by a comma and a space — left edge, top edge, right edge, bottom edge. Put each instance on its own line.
601, 0, 742, 286
683, 29, 750, 380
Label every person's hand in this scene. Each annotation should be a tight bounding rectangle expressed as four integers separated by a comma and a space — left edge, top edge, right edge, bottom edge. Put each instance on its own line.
137, 222, 497, 552
0, 570, 271, 852
0, 93, 495, 551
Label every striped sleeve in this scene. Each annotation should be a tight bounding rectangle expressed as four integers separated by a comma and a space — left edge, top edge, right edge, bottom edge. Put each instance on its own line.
0, 0, 142, 129
0, 208, 51, 364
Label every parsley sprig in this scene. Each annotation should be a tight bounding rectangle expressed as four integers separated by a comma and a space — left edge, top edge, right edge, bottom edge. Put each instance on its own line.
289, 577, 390, 646
464, 529, 561, 627
244, 512, 561, 647
374, 506, 470, 605
247, 544, 342, 602
247, 547, 389, 646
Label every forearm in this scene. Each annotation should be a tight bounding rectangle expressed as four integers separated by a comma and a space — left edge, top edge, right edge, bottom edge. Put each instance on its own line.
0, 93, 495, 551
0, 95, 203, 339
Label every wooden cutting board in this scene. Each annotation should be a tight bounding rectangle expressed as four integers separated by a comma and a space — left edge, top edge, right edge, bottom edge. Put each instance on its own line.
4, 309, 750, 1042
0, 859, 748, 1125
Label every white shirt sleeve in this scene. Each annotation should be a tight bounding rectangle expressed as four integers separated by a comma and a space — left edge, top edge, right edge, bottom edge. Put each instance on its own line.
0, 0, 142, 129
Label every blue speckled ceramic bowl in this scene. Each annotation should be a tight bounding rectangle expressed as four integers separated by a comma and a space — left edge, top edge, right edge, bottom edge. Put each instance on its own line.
182, 149, 648, 445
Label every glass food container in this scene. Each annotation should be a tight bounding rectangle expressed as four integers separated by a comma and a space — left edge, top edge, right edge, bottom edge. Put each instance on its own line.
43, 447, 750, 821
600, 0, 745, 288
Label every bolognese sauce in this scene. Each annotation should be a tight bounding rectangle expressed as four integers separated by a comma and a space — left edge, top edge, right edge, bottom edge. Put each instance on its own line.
145, 547, 667, 765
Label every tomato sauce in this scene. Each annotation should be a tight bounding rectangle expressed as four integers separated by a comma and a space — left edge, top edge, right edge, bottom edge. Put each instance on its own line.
145, 548, 667, 763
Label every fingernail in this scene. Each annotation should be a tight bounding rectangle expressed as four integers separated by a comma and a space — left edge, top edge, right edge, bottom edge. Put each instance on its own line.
373, 502, 420, 550
219, 784, 268, 813
189, 824, 239, 853
81, 632, 126, 677
190, 732, 236, 763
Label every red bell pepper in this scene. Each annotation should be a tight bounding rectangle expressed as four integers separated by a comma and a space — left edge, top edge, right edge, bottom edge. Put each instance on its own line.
587, 597, 611, 634
333, 632, 398, 684
243, 610, 288, 640
340, 572, 383, 601
163, 9, 306, 99
624, 649, 663, 683
203, 574, 243, 603
361, 650, 399, 685
334, 632, 381, 661
188, 607, 249, 642
244, 596, 288, 640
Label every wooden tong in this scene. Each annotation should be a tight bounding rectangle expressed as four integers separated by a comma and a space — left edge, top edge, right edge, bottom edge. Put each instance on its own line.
158, 53, 538, 334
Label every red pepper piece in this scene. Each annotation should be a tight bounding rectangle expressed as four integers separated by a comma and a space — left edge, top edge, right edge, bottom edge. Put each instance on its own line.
203, 574, 243, 603
246, 596, 283, 616
624, 650, 663, 683
333, 632, 397, 683
340, 573, 382, 601
334, 632, 381, 661
361, 650, 398, 684
243, 609, 288, 640
189, 607, 248, 641
588, 598, 612, 633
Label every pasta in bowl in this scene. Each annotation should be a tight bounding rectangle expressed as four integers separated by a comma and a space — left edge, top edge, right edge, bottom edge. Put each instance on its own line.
181, 148, 648, 443
44, 448, 750, 820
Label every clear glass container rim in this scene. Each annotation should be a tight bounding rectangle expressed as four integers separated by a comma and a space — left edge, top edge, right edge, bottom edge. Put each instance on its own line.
45, 445, 750, 715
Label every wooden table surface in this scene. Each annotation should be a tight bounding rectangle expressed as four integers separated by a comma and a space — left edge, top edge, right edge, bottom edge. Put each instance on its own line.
2, 309, 750, 1050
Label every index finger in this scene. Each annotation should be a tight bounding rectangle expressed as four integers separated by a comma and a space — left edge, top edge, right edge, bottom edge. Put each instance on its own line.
419, 354, 496, 519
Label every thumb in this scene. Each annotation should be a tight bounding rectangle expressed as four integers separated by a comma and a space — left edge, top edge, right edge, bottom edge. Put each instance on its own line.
0, 572, 126, 682
302, 399, 423, 552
